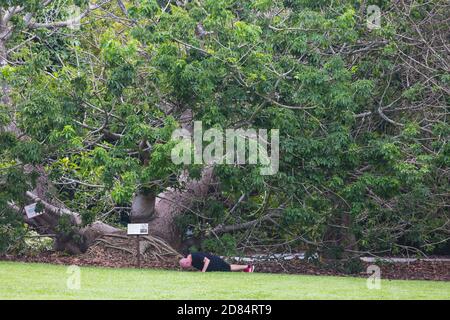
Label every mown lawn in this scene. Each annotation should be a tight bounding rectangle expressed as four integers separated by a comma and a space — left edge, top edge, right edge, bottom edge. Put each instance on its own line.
0, 261, 448, 300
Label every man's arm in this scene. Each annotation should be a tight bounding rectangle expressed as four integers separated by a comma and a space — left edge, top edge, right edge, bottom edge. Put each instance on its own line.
201, 257, 210, 272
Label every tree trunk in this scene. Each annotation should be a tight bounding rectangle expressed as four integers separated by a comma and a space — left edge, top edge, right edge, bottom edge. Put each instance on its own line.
340, 211, 359, 258
130, 193, 156, 223
20, 191, 122, 254
151, 167, 214, 249
128, 109, 213, 250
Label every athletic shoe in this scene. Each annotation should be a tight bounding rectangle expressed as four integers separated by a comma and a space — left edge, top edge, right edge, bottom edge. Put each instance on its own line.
244, 265, 255, 273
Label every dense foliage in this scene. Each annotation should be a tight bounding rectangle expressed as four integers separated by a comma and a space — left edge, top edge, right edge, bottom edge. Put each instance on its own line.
1, 0, 448, 257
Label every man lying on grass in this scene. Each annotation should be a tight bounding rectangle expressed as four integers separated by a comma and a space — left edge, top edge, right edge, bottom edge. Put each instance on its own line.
179, 252, 255, 273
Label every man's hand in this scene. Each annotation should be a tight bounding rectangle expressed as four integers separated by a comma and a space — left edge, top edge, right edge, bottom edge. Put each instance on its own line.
201, 257, 210, 272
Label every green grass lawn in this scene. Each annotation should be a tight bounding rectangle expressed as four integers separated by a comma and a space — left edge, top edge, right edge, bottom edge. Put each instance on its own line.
0, 261, 448, 300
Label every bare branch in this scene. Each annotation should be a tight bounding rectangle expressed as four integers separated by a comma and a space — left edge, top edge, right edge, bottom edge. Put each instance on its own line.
25, 191, 81, 223
116, 0, 128, 16
212, 210, 283, 236
28, 0, 112, 29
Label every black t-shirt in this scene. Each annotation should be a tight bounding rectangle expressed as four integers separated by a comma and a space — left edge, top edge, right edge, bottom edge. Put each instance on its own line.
191, 252, 231, 272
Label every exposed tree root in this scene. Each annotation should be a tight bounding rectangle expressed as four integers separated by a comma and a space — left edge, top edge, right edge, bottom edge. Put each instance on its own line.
87, 232, 183, 263
105, 245, 135, 255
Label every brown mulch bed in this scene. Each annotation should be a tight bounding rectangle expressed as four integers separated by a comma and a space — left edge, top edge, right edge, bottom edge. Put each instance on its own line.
0, 245, 180, 270
250, 259, 450, 281
1, 249, 449, 281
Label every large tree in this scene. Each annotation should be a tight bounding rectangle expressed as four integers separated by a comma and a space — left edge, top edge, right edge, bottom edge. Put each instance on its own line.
1, 0, 449, 257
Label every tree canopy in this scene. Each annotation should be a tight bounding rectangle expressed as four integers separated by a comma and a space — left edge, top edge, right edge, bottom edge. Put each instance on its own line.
0, 0, 449, 258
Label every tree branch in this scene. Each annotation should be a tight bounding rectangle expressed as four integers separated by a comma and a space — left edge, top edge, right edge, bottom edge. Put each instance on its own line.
28, 0, 112, 29
25, 191, 81, 224
212, 210, 283, 236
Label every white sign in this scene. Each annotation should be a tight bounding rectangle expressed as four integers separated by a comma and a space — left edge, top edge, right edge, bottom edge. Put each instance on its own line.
127, 223, 149, 235
24, 203, 43, 219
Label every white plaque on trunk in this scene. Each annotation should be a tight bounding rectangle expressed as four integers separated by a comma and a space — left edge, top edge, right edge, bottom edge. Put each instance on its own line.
127, 223, 149, 235
24, 203, 43, 219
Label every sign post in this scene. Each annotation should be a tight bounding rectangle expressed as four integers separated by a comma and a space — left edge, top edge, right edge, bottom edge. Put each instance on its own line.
127, 223, 149, 268
136, 236, 141, 268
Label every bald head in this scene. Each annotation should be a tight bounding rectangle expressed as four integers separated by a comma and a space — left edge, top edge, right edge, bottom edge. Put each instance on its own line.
179, 257, 192, 269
